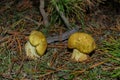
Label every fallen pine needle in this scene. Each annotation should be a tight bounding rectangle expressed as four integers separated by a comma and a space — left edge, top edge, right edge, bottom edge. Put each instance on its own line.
71, 60, 108, 75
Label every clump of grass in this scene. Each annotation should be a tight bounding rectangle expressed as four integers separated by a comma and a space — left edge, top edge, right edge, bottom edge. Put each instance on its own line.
47, 0, 85, 26
102, 38, 120, 78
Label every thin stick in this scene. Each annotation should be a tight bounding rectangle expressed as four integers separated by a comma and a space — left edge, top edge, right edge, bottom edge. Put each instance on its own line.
15, 36, 22, 55
47, 26, 79, 43
24, 16, 42, 26
39, 0, 49, 27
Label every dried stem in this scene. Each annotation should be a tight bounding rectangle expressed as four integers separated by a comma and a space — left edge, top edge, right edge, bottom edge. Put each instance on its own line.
24, 16, 42, 26
47, 26, 79, 43
39, 0, 49, 27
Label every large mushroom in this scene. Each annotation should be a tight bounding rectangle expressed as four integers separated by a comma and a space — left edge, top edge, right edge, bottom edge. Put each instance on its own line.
68, 32, 96, 62
25, 31, 47, 60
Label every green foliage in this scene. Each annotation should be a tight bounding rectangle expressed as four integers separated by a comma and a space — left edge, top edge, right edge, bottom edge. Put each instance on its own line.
49, 0, 85, 25
111, 68, 120, 78
102, 38, 120, 60
84, 67, 108, 80
102, 38, 120, 78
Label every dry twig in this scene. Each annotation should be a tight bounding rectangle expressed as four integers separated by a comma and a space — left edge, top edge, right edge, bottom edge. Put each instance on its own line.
39, 0, 49, 27
24, 16, 43, 26
47, 26, 79, 43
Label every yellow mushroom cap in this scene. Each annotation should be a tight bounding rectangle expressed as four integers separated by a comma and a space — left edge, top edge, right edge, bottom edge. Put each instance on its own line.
68, 32, 96, 54
25, 31, 47, 59
29, 31, 46, 46
35, 39, 47, 56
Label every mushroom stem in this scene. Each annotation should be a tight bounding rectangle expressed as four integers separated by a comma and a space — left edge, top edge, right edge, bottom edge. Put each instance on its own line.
25, 41, 40, 60
71, 49, 88, 62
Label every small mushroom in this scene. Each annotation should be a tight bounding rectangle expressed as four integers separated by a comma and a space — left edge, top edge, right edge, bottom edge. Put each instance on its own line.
68, 32, 96, 62
25, 31, 47, 60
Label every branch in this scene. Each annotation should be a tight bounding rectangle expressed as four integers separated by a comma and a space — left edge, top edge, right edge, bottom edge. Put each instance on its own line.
47, 26, 79, 43
24, 16, 42, 26
39, 0, 49, 27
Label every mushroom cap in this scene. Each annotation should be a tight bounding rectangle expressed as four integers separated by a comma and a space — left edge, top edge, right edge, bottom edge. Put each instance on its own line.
29, 31, 46, 46
28, 30, 47, 56
35, 40, 47, 56
68, 32, 96, 54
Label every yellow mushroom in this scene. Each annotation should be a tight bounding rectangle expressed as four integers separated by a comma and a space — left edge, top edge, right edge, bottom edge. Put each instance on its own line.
68, 32, 96, 62
25, 31, 47, 60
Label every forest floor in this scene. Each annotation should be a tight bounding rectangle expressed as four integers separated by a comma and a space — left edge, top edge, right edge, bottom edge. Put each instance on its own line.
0, 0, 120, 80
